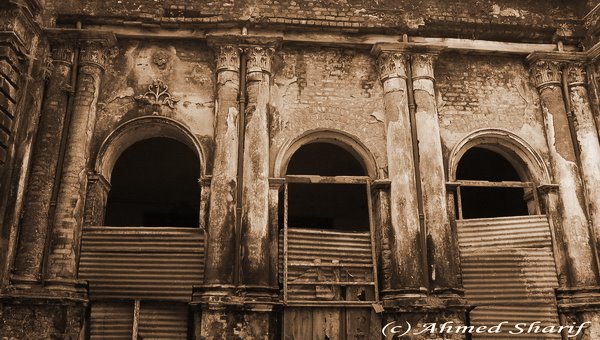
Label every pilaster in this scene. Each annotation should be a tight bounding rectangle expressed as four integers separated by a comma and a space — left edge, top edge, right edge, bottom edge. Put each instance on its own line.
203, 44, 240, 288
528, 53, 600, 338
240, 45, 276, 295
45, 36, 114, 293
11, 43, 75, 287
371, 44, 425, 303
410, 51, 461, 298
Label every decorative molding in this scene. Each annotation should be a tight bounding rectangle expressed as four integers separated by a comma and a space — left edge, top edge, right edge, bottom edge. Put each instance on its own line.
135, 79, 180, 115
215, 45, 240, 73
528, 60, 562, 90
244, 46, 274, 74
152, 50, 170, 69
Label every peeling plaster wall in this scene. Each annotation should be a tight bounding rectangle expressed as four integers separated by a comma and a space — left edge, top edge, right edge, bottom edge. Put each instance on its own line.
92, 40, 215, 171
269, 46, 386, 177
435, 54, 550, 165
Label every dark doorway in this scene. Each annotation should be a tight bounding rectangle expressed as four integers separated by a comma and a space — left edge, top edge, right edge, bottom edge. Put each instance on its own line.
104, 137, 200, 227
456, 147, 529, 219
284, 142, 369, 231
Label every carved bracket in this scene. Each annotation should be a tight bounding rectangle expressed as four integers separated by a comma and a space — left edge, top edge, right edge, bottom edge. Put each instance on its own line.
135, 79, 179, 115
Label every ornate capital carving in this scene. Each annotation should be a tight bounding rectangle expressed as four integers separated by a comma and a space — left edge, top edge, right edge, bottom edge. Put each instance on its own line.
78, 43, 107, 70
215, 45, 240, 73
529, 60, 562, 90
244, 46, 275, 74
376, 52, 408, 82
50, 45, 75, 66
565, 62, 587, 87
410, 53, 437, 80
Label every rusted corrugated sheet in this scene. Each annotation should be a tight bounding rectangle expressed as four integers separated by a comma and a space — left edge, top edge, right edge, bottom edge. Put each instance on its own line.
90, 302, 133, 339
285, 228, 376, 303
79, 227, 204, 301
457, 215, 553, 252
138, 302, 189, 339
456, 215, 560, 339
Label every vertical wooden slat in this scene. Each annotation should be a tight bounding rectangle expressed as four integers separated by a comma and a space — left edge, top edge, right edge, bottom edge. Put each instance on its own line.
366, 181, 380, 302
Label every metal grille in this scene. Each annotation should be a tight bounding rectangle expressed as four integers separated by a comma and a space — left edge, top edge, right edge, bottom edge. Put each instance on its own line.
90, 302, 133, 340
79, 226, 205, 301
284, 228, 378, 305
457, 215, 560, 339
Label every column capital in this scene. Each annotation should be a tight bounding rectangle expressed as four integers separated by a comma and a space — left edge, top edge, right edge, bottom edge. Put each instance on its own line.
373, 49, 408, 82
50, 44, 75, 66
527, 59, 562, 90
214, 45, 241, 73
244, 45, 275, 75
410, 53, 437, 81
565, 62, 587, 88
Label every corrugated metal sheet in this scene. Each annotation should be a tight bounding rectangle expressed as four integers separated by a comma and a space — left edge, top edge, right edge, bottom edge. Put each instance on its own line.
79, 226, 204, 301
456, 215, 560, 339
285, 228, 376, 303
457, 215, 554, 252
138, 302, 189, 340
90, 302, 133, 340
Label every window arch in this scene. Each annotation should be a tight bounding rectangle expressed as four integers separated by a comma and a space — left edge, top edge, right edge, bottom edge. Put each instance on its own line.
93, 116, 206, 227
448, 129, 550, 220
455, 146, 530, 219
104, 137, 200, 227
284, 142, 369, 231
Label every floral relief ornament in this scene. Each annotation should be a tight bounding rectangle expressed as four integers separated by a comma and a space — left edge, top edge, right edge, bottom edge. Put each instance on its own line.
135, 79, 180, 115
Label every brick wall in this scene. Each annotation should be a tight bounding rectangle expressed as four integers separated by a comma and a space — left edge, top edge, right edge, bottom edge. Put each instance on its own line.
435, 53, 549, 159
270, 46, 387, 175
49, 0, 578, 42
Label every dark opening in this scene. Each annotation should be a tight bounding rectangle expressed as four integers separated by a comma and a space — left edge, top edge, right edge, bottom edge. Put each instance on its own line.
104, 137, 200, 227
283, 142, 369, 231
456, 147, 529, 219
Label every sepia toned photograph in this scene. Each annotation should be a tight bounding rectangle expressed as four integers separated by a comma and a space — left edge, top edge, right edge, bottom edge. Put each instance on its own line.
0, 0, 599, 338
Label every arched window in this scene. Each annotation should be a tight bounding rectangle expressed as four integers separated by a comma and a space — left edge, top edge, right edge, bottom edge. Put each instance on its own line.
278, 138, 379, 326
284, 142, 369, 231
104, 137, 200, 227
455, 146, 534, 219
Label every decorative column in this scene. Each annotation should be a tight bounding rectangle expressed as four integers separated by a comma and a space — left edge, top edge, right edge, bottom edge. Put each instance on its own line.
528, 55, 600, 338
82, 171, 111, 226
198, 176, 211, 231
45, 40, 108, 289
528, 57, 598, 286
268, 178, 284, 288
566, 62, 600, 253
10, 44, 74, 286
240, 45, 275, 295
410, 52, 461, 296
203, 45, 240, 289
372, 44, 425, 301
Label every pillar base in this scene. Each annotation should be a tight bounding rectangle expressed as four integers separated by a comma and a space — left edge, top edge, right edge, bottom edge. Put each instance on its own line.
0, 294, 87, 339
557, 286, 600, 339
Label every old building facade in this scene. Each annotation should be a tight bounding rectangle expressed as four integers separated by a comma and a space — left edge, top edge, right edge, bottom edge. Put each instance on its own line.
1, 0, 600, 338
